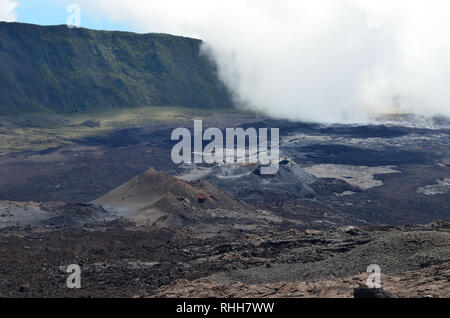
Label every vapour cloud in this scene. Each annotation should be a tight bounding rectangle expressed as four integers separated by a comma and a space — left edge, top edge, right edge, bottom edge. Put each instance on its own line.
82, 1, 450, 123
0, 0, 18, 22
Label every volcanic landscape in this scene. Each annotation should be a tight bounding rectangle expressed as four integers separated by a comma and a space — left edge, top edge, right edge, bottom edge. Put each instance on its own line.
0, 113, 449, 298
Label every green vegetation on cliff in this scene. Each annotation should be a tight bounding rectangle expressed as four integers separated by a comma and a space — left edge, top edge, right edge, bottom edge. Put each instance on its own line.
0, 22, 233, 115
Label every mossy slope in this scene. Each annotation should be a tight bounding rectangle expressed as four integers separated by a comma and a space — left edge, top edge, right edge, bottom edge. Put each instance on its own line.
0, 22, 233, 115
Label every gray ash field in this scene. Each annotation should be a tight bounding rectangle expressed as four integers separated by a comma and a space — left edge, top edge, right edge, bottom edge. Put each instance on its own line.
0, 113, 449, 298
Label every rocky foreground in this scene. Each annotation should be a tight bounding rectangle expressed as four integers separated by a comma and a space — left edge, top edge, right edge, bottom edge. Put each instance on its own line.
151, 262, 450, 298
0, 220, 448, 298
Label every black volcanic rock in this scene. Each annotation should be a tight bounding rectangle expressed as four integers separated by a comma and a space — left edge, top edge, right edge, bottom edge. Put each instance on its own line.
205, 159, 316, 202
354, 286, 393, 298
45, 203, 109, 227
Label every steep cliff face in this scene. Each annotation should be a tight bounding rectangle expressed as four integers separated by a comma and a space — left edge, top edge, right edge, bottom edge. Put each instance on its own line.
0, 22, 233, 115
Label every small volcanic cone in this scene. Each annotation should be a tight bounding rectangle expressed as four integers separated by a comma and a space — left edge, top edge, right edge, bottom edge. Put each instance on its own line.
205, 159, 316, 202
93, 168, 250, 228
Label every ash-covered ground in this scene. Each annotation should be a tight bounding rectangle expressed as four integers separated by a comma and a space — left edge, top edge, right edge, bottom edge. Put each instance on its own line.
0, 113, 449, 298
0, 221, 448, 298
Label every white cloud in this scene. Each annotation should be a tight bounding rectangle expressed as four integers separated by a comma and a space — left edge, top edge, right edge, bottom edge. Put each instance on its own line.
80, 0, 450, 123
0, 0, 18, 22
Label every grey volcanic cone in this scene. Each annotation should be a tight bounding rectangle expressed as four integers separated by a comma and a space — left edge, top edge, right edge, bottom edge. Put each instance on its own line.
93, 168, 278, 231
205, 159, 316, 202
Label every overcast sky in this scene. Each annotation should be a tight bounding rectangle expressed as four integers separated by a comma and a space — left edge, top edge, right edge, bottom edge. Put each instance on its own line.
2, 0, 450, 123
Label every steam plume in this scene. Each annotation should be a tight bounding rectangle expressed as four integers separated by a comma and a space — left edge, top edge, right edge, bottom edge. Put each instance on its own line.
0, 0, 18, 22
81, 1, 450, 123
